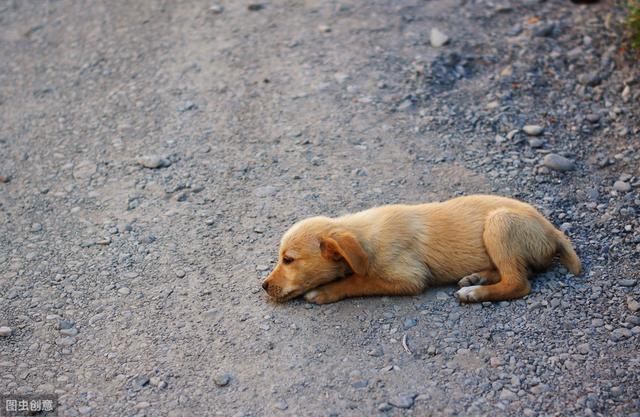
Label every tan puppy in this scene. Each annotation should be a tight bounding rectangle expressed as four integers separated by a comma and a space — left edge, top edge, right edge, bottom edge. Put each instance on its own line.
262, 195, 581, 304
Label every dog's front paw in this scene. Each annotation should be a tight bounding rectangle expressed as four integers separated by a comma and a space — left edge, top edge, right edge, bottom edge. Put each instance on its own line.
304, 288, 339, 304
455, 286, 483, 303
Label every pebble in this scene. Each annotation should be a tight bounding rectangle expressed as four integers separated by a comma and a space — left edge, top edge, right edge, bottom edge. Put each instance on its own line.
209, 4, 223, 14
57, 319, 75, 330
576, 343, 590, 354
368, 346, 384, 357
619, 279, 637, 287
586, 113, 601, 123
528, 138, 544, 148
60, 327, 79, 337
499, 388, 517, 401
30, 223, 42, 232
318, 24, 331, 33
133, 375, 150, 390
543, 154, 575, 172
247, 4, 263, 11
403, 318, 418, 330
0, 326, 12, 337
118, 287, 131, 295
389, 394, 415, 409
175, 270, 186, 278
378, 403, 392, 412
214, 372, 232, 387
430, 28, 449, 47
273, 401, 288, 410
627, 297, 640, 313
523, 125, 544, 136
613, 181, 631, 193
137, 156, 171, 169
0, 174, 9, 183
610, 328, 632, 342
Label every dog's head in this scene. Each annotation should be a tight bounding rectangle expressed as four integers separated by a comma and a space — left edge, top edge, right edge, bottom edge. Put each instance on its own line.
262, 217, 368, 302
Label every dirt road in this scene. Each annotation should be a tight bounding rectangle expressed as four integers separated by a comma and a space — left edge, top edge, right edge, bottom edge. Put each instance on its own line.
1, 1, 638, 416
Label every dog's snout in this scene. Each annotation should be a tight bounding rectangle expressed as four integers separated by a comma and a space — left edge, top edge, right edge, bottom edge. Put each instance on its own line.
262, 281, 269, 291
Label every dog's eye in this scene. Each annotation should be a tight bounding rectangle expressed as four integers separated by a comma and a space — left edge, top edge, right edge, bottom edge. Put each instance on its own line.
282, 256, 294, 265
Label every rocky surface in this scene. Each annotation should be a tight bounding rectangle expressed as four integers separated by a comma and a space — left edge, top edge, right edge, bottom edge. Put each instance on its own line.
0, 1, 638, 416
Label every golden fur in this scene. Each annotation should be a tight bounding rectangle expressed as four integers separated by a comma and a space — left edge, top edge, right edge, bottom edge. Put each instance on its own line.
262, 195, 581, 304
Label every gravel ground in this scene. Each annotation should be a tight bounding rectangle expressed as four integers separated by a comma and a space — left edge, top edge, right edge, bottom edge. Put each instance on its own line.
1, 0, 639, 416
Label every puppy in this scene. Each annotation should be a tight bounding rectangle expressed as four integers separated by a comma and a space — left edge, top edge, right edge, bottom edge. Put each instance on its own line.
262, 195, 581, 304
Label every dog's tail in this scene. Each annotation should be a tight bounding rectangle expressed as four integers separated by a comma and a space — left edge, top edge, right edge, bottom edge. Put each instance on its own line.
555, 231, 581, 275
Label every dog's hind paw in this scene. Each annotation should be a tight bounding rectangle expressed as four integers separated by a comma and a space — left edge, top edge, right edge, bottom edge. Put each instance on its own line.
455, 286, 482, 303
458, 273, 488, 287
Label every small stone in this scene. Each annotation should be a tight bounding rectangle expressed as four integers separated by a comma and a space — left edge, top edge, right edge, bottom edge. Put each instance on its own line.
209, 4, 223, 14
137, 156, 171, 169
273, 401, 288, 410
627, 297, 640, 313
576, 343, 590, 354
150, 377, 167, 388
247, 3, 263, 11
578, 73, 601, 87
214, 372, 232, 387
0, 326, 12, 337
60, 327, 79, 337
133, 375, 150, 390
175, 270, 186, 278
389, 394, 415, 409
610, 328, 632, 342
378, 403, 392, 412
0, 174, 10, 183
403, 318, 418, 330
586, 113, 601, 123
528, 138, 544, 148
30, 223, 42, 232
523, 125, 544, 136
499, 388, 517, 401
368, 346, 384, 357
118, 287, 131, 295
57, 336, 76, 346
543, 154, 575, 172
318, 24, 331, 33
489, 357, 503, 367
619, 279, 636, 287
57, 319, 74, 330
613, 181, 631, 193
430, 28, 449, 47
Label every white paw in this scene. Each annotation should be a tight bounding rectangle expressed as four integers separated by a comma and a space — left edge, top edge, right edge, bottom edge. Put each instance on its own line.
455, 286, 482, 303
304, 290, 320, 302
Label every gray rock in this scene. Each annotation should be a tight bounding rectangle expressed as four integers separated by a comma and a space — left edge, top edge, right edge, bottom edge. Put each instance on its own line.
57, 319, 75, 330
576, 343, 590, 354
403, 318, 418, 330
0, 326, 12, 337
118, 287, 131, 295
430, 28, 449, 47
610, 328, 632, 341
368, 346, 384, 357
627, 297, 640, 313
613, 181, 631, 193
528, 138, 544, 148
214, 372, 232, 387
523, 125, 544, 136
133, 375, 150, 390
137, 156, 171, 169
389, 394, 415, 409
378, 402, 393, 412
60, 327, 79, 337
273, 400, 288, 410
499, 388, 517, 401
619, 279, 637, 287
543, 154, 575, 172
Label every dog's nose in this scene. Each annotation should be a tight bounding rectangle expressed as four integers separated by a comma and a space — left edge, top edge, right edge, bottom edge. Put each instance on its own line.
262, 281, 269, 291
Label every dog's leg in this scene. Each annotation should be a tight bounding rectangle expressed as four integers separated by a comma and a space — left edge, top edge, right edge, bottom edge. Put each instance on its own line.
456, 208, 547, 303
458, 269, 500, 287
305, 274, 422, 304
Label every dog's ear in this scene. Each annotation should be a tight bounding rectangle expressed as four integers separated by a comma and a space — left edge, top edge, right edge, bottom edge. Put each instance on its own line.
320, 232, 368, 276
